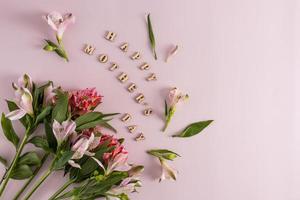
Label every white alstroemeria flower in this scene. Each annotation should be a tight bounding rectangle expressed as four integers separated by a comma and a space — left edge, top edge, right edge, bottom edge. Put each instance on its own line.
43, 82, 57, 106
12, 74, 33, 92
159, 159, 178, 182
44, 11, 75, 41
52, 120, 76, 143
6, 88, 34, 120
68, 133, 101, 169
167, 87, 189, 109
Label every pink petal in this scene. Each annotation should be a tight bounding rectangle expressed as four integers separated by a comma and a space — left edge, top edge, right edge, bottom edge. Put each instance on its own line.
5, 109, 26, 121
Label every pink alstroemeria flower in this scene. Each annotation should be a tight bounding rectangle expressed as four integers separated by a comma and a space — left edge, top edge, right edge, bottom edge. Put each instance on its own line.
163, 87, 189, 132
12, 74, 33, 92
6, 88, 34, 121
43, 82, 57, 106
6, 75, 34, 120
159, 159, 178, 182
68, 133, 101, 169
44, 11, 75, 42
91, 135, 128, 175
52, 120, 76, 144
103, 145, 128, 174
167, 87, 189, 109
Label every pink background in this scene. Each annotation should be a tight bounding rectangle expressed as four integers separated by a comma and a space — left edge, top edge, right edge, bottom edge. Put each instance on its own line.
0, 0, 298, 200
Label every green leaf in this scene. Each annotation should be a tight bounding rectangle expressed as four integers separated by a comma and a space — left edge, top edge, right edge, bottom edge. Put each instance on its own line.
44, 119, 57, 152
35, 106, 52, 125
1, 113, 19, 148
101, 121, 117, 133
52, 90, 69, 123
52, 151, 74, 170
55, 48, 69, 62
28, 136, 51, 152
173, 120, 213, 138
10, 164, 33, 180
75, 112, 118, 127
6, 100, 27, 128
43, 45, 55, 51
45, 39, 59, 48
32, 81, 52, 114
0, 155, 7, 167
164, 100, 168, 117
147, 149, 180, 161
70, 142, 114, 182
76, 119, 111, 131
147, 14, 157, 60
18, 152, 41, 166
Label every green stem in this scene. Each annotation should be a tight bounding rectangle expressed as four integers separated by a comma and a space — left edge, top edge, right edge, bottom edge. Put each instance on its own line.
162, 109, 175, 132
23, 168, 52, 200
48, 179, 75, 200
13, 153, 49, 200
0, 131, 30, 196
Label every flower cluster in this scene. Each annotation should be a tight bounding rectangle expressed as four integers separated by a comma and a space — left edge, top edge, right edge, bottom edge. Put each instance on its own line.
0, 75, 143, 200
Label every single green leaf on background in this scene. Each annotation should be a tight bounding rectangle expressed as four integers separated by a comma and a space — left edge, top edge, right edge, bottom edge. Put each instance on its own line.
44, 119, 57, 152
1, 113, 19, 148
6, 100, 27, 128
164, 100, 168, 117
173, 120, 213, 138
147, 149, 180, 161
52, 90, 69, 123
147, 14, 157, 60
10, 164, 33, 180
0, 155, 7, 167
18, 152, 41, 167
52, 151, 74, 170
28, 136, 52, 152
35, 106, 52, 125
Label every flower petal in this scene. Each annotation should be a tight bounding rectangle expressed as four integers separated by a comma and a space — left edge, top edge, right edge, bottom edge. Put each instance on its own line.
91, 157, 105, 171
19, 88, 33, 115
45, 11, 63, 31
57, 13, 75, 39
5, 109, 26, 121
68, 160, 81, 169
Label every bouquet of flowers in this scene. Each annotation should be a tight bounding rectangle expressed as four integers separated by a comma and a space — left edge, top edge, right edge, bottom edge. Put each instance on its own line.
0, 74, 143, 200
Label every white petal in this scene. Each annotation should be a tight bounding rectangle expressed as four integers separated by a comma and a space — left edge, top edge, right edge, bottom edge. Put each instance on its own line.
5, 109, 26, 121
62, 120, 76, 139
68, 160, 81, 169
19, 89, 33, 115
91, 157, 106, 171
52, 120, 63, 141
84, 151, 95, 157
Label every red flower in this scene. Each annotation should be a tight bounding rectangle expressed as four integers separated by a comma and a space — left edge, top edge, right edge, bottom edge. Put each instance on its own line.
69, 88, 102, 115
99, 134, 128, 168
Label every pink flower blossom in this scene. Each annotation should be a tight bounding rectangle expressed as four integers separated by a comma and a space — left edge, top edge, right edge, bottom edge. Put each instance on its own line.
69, 88, 102, 115
44, 11, 75, 41
98, 134, 128, 174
